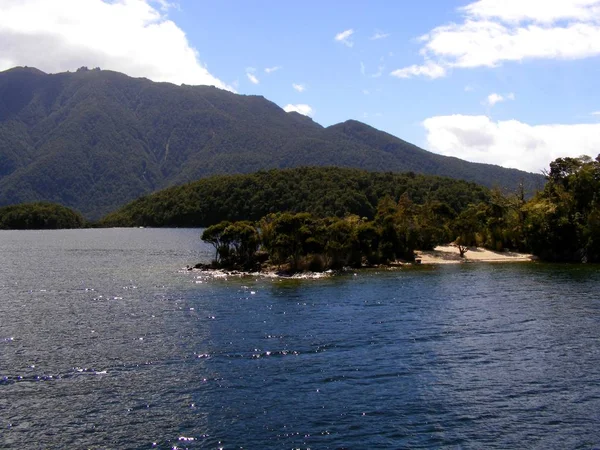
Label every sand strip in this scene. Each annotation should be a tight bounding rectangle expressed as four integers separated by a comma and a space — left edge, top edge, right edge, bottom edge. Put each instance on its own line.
415, 245, 535, 264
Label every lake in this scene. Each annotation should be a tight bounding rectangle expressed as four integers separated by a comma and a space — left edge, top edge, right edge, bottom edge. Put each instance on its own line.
1, 229, 599, 449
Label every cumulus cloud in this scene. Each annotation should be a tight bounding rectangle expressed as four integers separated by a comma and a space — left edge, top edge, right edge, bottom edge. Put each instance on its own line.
264, 66, 282, 74
391, 0, 600, 78
484, 92, 515, 106
334, 28, 354, 47
283, 104, 314, 117
292, 83, 306, 92
0, 0, 230, 89
422, 114, 600, 172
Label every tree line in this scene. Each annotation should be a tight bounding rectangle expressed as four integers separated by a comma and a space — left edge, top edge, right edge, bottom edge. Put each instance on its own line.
100, 167, 490, 227
200, 155, 600, 270
0, 202, 85, 229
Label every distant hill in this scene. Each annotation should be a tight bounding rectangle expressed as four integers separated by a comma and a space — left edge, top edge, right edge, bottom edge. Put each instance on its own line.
0, 202, 85, 229
0, 67, 544, 219
100, 167, 491, 228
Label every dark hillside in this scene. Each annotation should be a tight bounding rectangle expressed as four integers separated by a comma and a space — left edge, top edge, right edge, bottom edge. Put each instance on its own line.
100, 167, 491, 228
0, 67, 544, 219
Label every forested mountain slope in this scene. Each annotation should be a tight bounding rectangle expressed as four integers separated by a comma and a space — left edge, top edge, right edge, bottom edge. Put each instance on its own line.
0, 67, 544, 218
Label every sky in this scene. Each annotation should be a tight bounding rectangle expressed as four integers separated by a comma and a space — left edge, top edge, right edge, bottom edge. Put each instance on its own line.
1, 0, 600, 174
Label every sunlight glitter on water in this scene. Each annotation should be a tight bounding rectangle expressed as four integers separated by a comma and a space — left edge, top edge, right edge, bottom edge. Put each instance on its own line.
1, 229, 599, 449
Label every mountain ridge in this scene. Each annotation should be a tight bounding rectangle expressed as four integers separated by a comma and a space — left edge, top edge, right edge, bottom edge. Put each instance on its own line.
0, 67, 544, 219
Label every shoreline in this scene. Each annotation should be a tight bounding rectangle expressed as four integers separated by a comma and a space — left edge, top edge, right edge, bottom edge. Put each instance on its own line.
187, 246, 535, 279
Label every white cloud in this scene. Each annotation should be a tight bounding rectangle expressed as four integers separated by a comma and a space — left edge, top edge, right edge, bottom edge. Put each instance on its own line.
0, 0, 231, 89
360, 61, 366, 75
461, 0, 600, 24
484, 92, 515, 106
391, 0, 600, 78
264, 66, 282, 74
390, 60, 447, 79
486, 93, 505, 106
245, 67, 259, 84
283, 104, 314, 117
152, 0, 179, 11
292, 83, 306, 92
423, 114, 599, 172
591, 111, 600, 116
334, 28, 354, 47
370, 30, 390, 40
464, 85, 475, 92
362, 89, 370, 95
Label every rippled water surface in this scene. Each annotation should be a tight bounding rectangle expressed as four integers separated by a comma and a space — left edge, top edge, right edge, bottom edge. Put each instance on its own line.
1, 229, 599, 449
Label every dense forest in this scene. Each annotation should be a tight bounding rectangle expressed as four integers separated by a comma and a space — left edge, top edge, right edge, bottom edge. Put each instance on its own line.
524, 155, 600, 262
0, 66, 543, 218
0, 202, 85, 229
100, 167, 491, 227
198, 155, 600, 271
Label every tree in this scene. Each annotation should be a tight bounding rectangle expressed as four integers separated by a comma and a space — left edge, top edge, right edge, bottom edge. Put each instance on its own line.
324, 217, 360, 269
524, 154, 600, 262
357, 221, 381, 265
260, 212, 321, 271
221, 221, 260, 269
201, 221, 232, 264
201, 221, 260, 269
452, 204, 484, 257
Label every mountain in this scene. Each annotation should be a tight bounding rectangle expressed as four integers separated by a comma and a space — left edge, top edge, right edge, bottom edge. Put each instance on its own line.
0, 66, 544, 219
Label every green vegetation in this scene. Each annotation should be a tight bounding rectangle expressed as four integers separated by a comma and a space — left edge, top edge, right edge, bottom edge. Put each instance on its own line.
523, 155, 600, 262
100, 167, 491, 227
0, 202, 85, 229
2, 67, 592, 263
199, 189, 531, 272
197, 155, 600, 270
0, 66, 543, 219
199, 193, 522, 272
201, 204, 441, 272
439, 154, 600, 263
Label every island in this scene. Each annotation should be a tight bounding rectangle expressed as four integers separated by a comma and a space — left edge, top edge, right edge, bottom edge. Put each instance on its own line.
0, 202, 85, 230
192, 155, 598, 274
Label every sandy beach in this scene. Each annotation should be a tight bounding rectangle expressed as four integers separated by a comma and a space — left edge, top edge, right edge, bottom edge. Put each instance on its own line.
415, 245, 535, 264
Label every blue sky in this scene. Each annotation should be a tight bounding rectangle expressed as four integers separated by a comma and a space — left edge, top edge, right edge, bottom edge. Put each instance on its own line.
1, 0, 600, 172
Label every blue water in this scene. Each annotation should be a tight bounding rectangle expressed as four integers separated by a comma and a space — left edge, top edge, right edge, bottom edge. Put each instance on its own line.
1, 229, 599, 449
